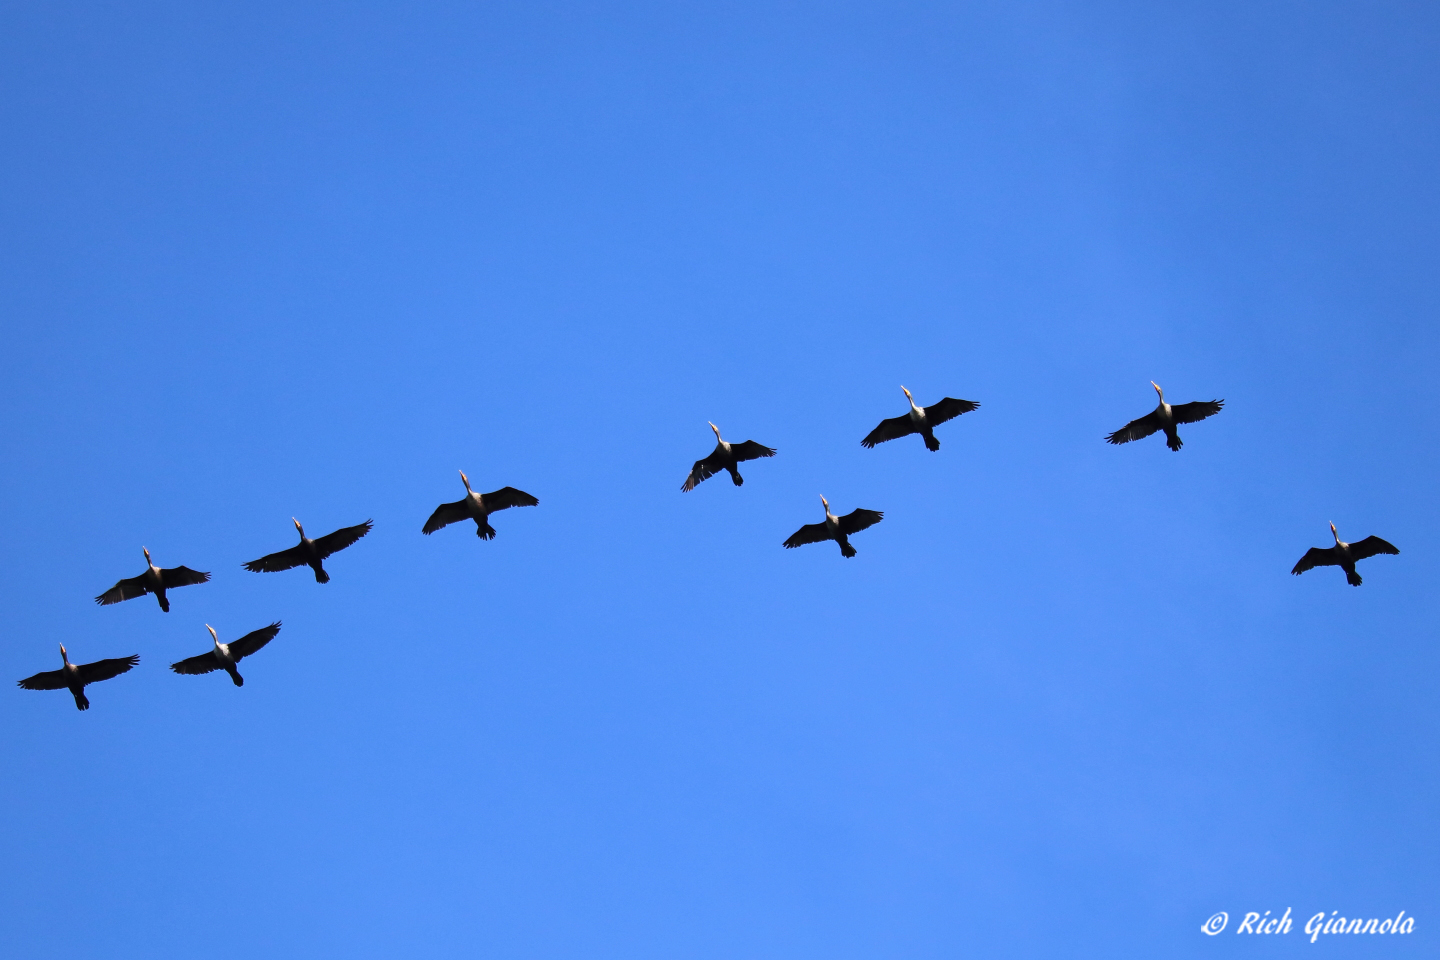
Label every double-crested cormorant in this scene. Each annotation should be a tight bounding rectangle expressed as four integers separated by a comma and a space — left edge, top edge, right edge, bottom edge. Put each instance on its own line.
682, 422, 777, 491
17, 645, 139, 711
95, 548, 210, 612
171, 622, 282, 687
783, 496, 883, 558
423, 470, 538, 539
1291, 523, 1399, 586
1105, 382, 1223, 451
244, 518, 373, 583
862, 386, 979, 452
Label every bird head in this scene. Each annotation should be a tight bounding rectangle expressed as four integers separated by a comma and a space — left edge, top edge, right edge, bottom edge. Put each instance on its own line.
708, 421, 720, 439
459, 470, 472, 492
206, 624, 219, 646
1150, 381, 1163, 399
59, 643, 69, 665
820, 494, 829, 511
292, 517, 305, 537
1330, 521, 1339, 543
143, 547, 152, 565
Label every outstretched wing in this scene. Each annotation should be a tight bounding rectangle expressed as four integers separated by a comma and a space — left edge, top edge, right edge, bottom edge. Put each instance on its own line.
17, 668, 70, 691
482, 487, 539, 512
1349, 536, 1400, 561
1105, 410, 1163, 445
839, 509, 883, 535
160, 566, 210, 589
243, 544, 308, 573
77, 655, 140, 684
922, 398, 979, 426
682, 449, 728, 491
423, 499, 471, 534
230, 622, 282, 661
783, 522, 832, 549
313, 520, 373, 559
730, 441, 777, 463
1171, 400, 1224, 424
95, 574, 150, 606
1291, 546, 1338, 575
170, 652, 223, 676
861, 415, 917, 448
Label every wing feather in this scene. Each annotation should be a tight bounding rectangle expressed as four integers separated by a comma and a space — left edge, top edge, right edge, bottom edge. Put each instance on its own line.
95, 574, 150, 606
1105, 410, 1163, 445
17, 668, 70, 691
229, 622, 282, 661
783, 522, 833, 548
160, 566, 211, 588
861, 415, 917, 448
729, 441, 777, 463
77, 655, 140, 684
1291, 546, 1339, 575
682, 449, 727, 491
313, 520, 373, 559
243, 544, 309, 573
480, 487, 539, 512
170, 653, 223, 676
1348, 536, 1400, 561
839, 509, 884, 535
922, 398, 979, 426
423, 499, 472, 534
1171, 400, 1224, 424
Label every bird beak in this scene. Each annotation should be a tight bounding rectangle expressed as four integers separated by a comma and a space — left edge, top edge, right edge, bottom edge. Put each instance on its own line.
59, 643, 67, 660
901, 385, 911, 397
459, 470, 470, 490
820, 495, 828, 507
207, 624, 218, 642
143, 547, 151, 562
1151, 381, 1162, 394
293, 517, 303, 533
1330, 522, 1338, 539
708, 421, 718, 434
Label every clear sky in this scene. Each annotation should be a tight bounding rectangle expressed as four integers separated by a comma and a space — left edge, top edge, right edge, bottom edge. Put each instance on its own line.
2, 2, 1437, 956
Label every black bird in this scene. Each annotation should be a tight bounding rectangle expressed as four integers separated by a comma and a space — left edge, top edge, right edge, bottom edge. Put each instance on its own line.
862, 386, 979, 452
95, 548, 210, 612
682, 422, 777, 491
1105, 381, 1224, 451
783, 496, 884, 558
1292, 523, 1399, 586
171, 622, 282, 687
18, 645, 139, 711
244, 518, 373, 583
423, 470, 538, 539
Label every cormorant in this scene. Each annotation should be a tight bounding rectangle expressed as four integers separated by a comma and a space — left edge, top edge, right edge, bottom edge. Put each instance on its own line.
18, 645, 139, 711
170, 622, 282, 687
1292, 523, 1399, 586
423, 471, 538, 539
95, 548, 210, 612
862, 386, 979, 452
783, 496, 883, 558
682, 422, 776, 491
244, 518, 373, 583
1105, 382, 1223, 451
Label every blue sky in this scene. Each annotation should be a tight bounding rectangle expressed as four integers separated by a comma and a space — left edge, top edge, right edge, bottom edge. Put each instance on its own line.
2, 1, 1437, 956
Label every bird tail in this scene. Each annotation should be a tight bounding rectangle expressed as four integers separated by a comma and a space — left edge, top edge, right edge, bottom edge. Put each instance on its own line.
73, 690, 90, 711
1347, 569, 1363, 586
730, 469, 744, 486
1166, 430, 1183, 452
923, 434, 940, 452
314, 565, 330, 584
839, 539, 857, 558
229, 669, 244, 687
158, 593, 170, 612
476, 523, 496, 540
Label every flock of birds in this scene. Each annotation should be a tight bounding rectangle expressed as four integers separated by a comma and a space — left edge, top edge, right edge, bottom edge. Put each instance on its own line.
19, 381, 1401, 711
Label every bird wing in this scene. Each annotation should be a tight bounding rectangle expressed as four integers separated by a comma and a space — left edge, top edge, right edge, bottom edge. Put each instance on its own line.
17, 668, 70, 691
1105, 410, 1163, 445
1171, 400, 1224, 424
481, 487, 539, 512
682, 449, 728, 491
729, 441, 777, 463
243, 544, 309, 573
1291, 546, 1338, 575
160, 566, 211, 588
423, 499, 471, 534
95, 573, 150, 605
861, 415, 918, 448
313, 520, 373, 559
783, 522, 833, 548
1348, 536, 1400, 561
77, 655, 140, 684
170, 652, 223, 675
839, 508, 884, 534
229, 622, 282, 661
922, 397, 979, 426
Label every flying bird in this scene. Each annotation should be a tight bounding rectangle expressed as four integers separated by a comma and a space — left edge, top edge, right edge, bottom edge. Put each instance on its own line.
17, 645, 139, 711
682, 422, 776, 491
95, 548, 210, 612
244, 518, 373, 583
423, 471, 538, 539
1291, 523, 1399, 586
783, 496, 884, 558
1105, 382, 1224, 451
171, 622, 282, 687
862, 386, 979, 452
